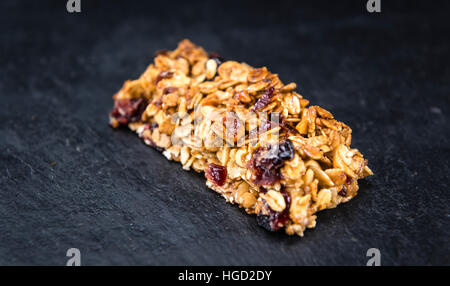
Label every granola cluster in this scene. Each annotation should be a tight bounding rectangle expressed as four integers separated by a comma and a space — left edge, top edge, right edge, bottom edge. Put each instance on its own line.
109, 39, 372, 236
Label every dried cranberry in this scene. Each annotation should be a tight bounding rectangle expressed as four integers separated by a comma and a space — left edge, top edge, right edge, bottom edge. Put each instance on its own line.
338, 185, 348, 197
257, 189, 291, 231
248, 139, 294, 186
205, 163, 227, 186
255, 152, 283, 171
249, 145, 283, 185
340, 178, 353, 197
252, 87, 275, 111
155, 71, 173, 84
208, 52, 225, 66
110, 98, 147, 126
252, 167, 281, 186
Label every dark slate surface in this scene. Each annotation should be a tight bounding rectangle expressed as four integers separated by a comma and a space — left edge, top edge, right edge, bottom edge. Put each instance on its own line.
0, 0, 449, 266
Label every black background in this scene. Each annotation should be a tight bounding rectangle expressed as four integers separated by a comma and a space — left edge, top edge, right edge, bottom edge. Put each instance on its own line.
0, 0, 449, 265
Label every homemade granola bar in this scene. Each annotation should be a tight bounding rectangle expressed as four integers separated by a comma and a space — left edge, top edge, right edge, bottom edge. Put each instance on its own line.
109, 39, 373, 236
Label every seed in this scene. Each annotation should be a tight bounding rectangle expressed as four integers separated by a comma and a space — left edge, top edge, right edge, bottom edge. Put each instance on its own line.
325, 168, 347, 185
314, 106, 333, 119
303, 145, 322, 160
281, 82, 297, 92
178, 97, 187, 117
180, 146, 190, 165
216, 147, 230, 166
241, 192, 257, 208
233, 90, 252, 103
263, 190, 286, 212
145, 103, 160, 117
235, 149, 247, 168
289, 194, 311, 224
303, 168, 314, 185
154, 71, 173, 85
234, 181, 250, 201
305, 160, 334, 187
316, 189, 332, 209
205, 59, 218, 79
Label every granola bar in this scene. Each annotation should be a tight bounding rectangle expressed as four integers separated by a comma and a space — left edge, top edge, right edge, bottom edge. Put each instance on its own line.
109, 39, 373, 236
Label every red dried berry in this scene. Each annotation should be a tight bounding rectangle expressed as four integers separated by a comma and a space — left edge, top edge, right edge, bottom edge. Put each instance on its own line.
249, 145, 283, 186
252, 87, 275, 111
248, 139, 294, 186
346, 175, 355, 185
252, 167, 281, 186
110, 98, 147, 126
338, 186, 348, 197
205, 163, 227, 186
